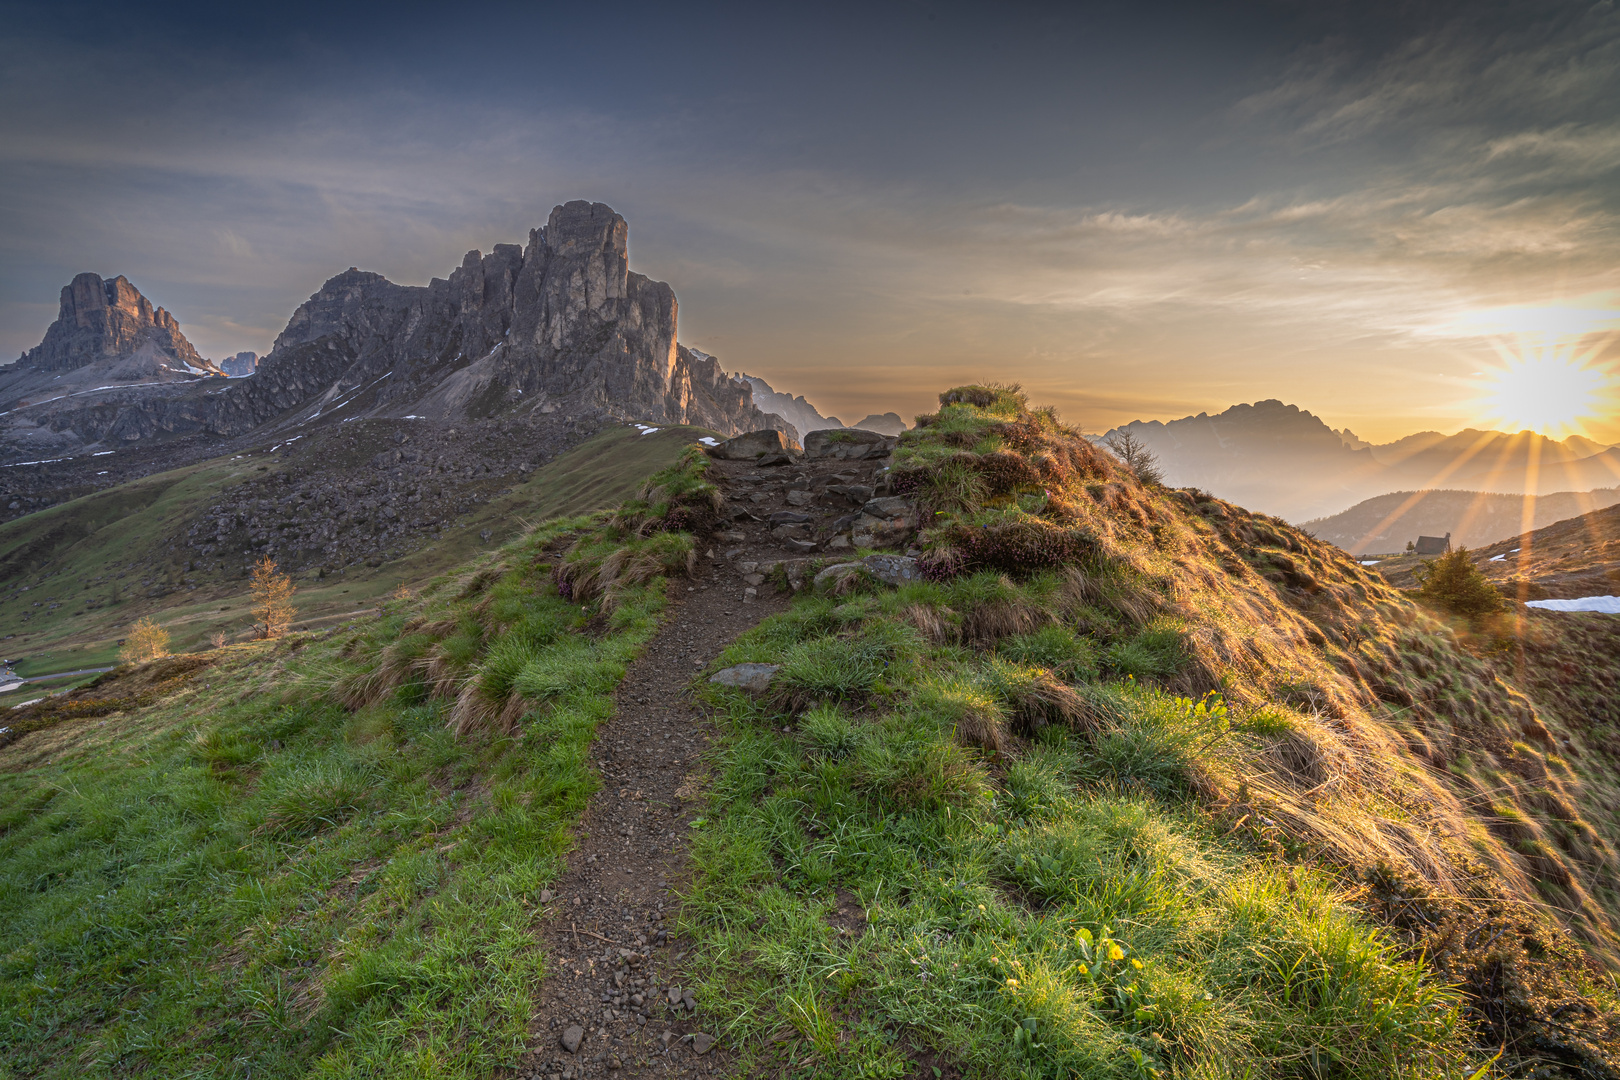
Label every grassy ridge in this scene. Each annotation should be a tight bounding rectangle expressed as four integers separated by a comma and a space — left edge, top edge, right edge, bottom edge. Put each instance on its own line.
0, 447, 712, 1076
674, 385, 1620, 1077
687, 581, 1469, 1078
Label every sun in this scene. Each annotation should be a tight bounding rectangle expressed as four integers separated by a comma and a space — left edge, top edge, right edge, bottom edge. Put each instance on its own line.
1472, 348, 1612, 439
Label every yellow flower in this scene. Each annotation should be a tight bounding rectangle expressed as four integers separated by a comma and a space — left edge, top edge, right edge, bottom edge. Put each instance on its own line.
1076, 963, 1089, 976
1006, 978, 1019, 987
1131, 958, 1144, 970
1108, 945, 1125, 961
978, 904, 986, 912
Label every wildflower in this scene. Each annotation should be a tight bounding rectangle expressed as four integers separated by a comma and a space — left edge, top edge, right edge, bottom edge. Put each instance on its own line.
1108, 944, 1125, 961
1006, 978, 1019, 988
1076, 963, 1088, 976
1131, 958, 1144, 970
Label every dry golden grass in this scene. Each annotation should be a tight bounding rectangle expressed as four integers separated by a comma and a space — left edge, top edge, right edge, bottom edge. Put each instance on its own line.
904, 386, 1620, 966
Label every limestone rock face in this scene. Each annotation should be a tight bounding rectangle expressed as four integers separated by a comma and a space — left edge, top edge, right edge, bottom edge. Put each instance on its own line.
262, 201, 783, 435
19, 273, 217, 375
2, 201, 791, 460
220, 352, 258, 376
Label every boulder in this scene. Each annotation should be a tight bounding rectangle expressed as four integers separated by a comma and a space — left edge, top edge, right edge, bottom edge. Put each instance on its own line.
803, 428, 893, 461
850, 497, 916, 548
826, 483, 875, 506
813, 562, 865, 592
709, 663, 780, 693
706, 429, 792, 461
863, 554, 920, 585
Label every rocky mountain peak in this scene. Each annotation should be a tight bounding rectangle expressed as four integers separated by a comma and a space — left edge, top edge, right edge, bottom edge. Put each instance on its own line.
20, 272, 215, 374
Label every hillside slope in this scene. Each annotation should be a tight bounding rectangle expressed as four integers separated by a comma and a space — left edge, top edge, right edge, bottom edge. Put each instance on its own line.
0, 422, 703, 669
6, 387, 1620, 1078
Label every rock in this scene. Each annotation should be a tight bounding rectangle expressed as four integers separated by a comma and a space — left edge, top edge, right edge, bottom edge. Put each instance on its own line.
813, 562, 865, 592
539, 889, 554, 903
803, 428, 891, 461
560, 1025, 585, 1053
862, 496, 912, 517
754, 452, 796, 467
784, 538, 817, 554
768, 510, 811, 524
709, 664, 780, 693
667, 985, 683, 1006
742, 572, 766, 587
826, 483, 875, 506
851, 497, 916, 548
692, 1032, 716, 1055
683, 990, 697, 1011
863, 554, 920, 584
785, 489, 813, 506
608, 1055, 622, 1069
707, 429, 791, 461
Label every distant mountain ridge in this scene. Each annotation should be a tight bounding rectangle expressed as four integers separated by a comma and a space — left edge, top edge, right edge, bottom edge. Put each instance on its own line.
1304, 487, 1620, 555
1108, 399, 1620, 522
739, 373, 908, 442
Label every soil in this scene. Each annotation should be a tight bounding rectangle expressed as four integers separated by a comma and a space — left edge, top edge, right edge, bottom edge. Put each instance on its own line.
506, 446, 900, 1080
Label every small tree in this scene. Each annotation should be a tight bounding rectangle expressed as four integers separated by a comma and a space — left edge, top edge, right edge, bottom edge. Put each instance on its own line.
251, 556, 297, 639
1413, 548, 1503, 621
209, 630, 229, 650
1103, 430, 1165, 487
120, 617, 170, 664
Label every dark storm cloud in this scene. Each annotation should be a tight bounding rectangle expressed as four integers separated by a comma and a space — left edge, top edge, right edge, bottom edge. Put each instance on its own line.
1, 0, 1616, 439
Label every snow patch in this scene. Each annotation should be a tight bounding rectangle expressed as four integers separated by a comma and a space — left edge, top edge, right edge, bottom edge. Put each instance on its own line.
1359, 560, 1380, 566
697, 436, 720, 447
1525, 596, 1620, 614
1489, 554, 1505, 562
92, 450, 115, 456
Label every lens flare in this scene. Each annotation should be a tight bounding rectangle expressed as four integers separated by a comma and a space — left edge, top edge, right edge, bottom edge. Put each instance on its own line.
1472, 347, 1613, 438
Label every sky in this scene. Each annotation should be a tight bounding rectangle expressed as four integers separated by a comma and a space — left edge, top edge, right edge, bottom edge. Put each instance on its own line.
2, 0, 1618, 444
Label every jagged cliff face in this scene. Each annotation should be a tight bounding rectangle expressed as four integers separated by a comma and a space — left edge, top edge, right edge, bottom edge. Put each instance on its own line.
19, 272, 215, 376
0, 202, 786, 460
264, 201, 777, 435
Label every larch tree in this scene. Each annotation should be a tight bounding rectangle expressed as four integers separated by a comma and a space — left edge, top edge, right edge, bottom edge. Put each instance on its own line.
120, 617, 170, 664
251, 556, 297, 639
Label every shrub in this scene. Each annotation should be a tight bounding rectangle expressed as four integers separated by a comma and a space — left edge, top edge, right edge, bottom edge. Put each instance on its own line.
1413, 548, 1503, 621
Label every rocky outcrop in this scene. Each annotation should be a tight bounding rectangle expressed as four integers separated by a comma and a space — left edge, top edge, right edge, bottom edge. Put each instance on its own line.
259, 201, 785, 436
2, 201, 787, 461
220, 352, 258, 376
16, 273, 218, 376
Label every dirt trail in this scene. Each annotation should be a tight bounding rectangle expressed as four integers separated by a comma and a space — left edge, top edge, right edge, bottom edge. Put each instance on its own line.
507, 443, 895, 1080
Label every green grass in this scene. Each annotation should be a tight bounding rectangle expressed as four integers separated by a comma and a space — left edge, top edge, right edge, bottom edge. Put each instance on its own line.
680, 577, 1479, 1078
0, 424, 703, 664
0, 448, 710, 1078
